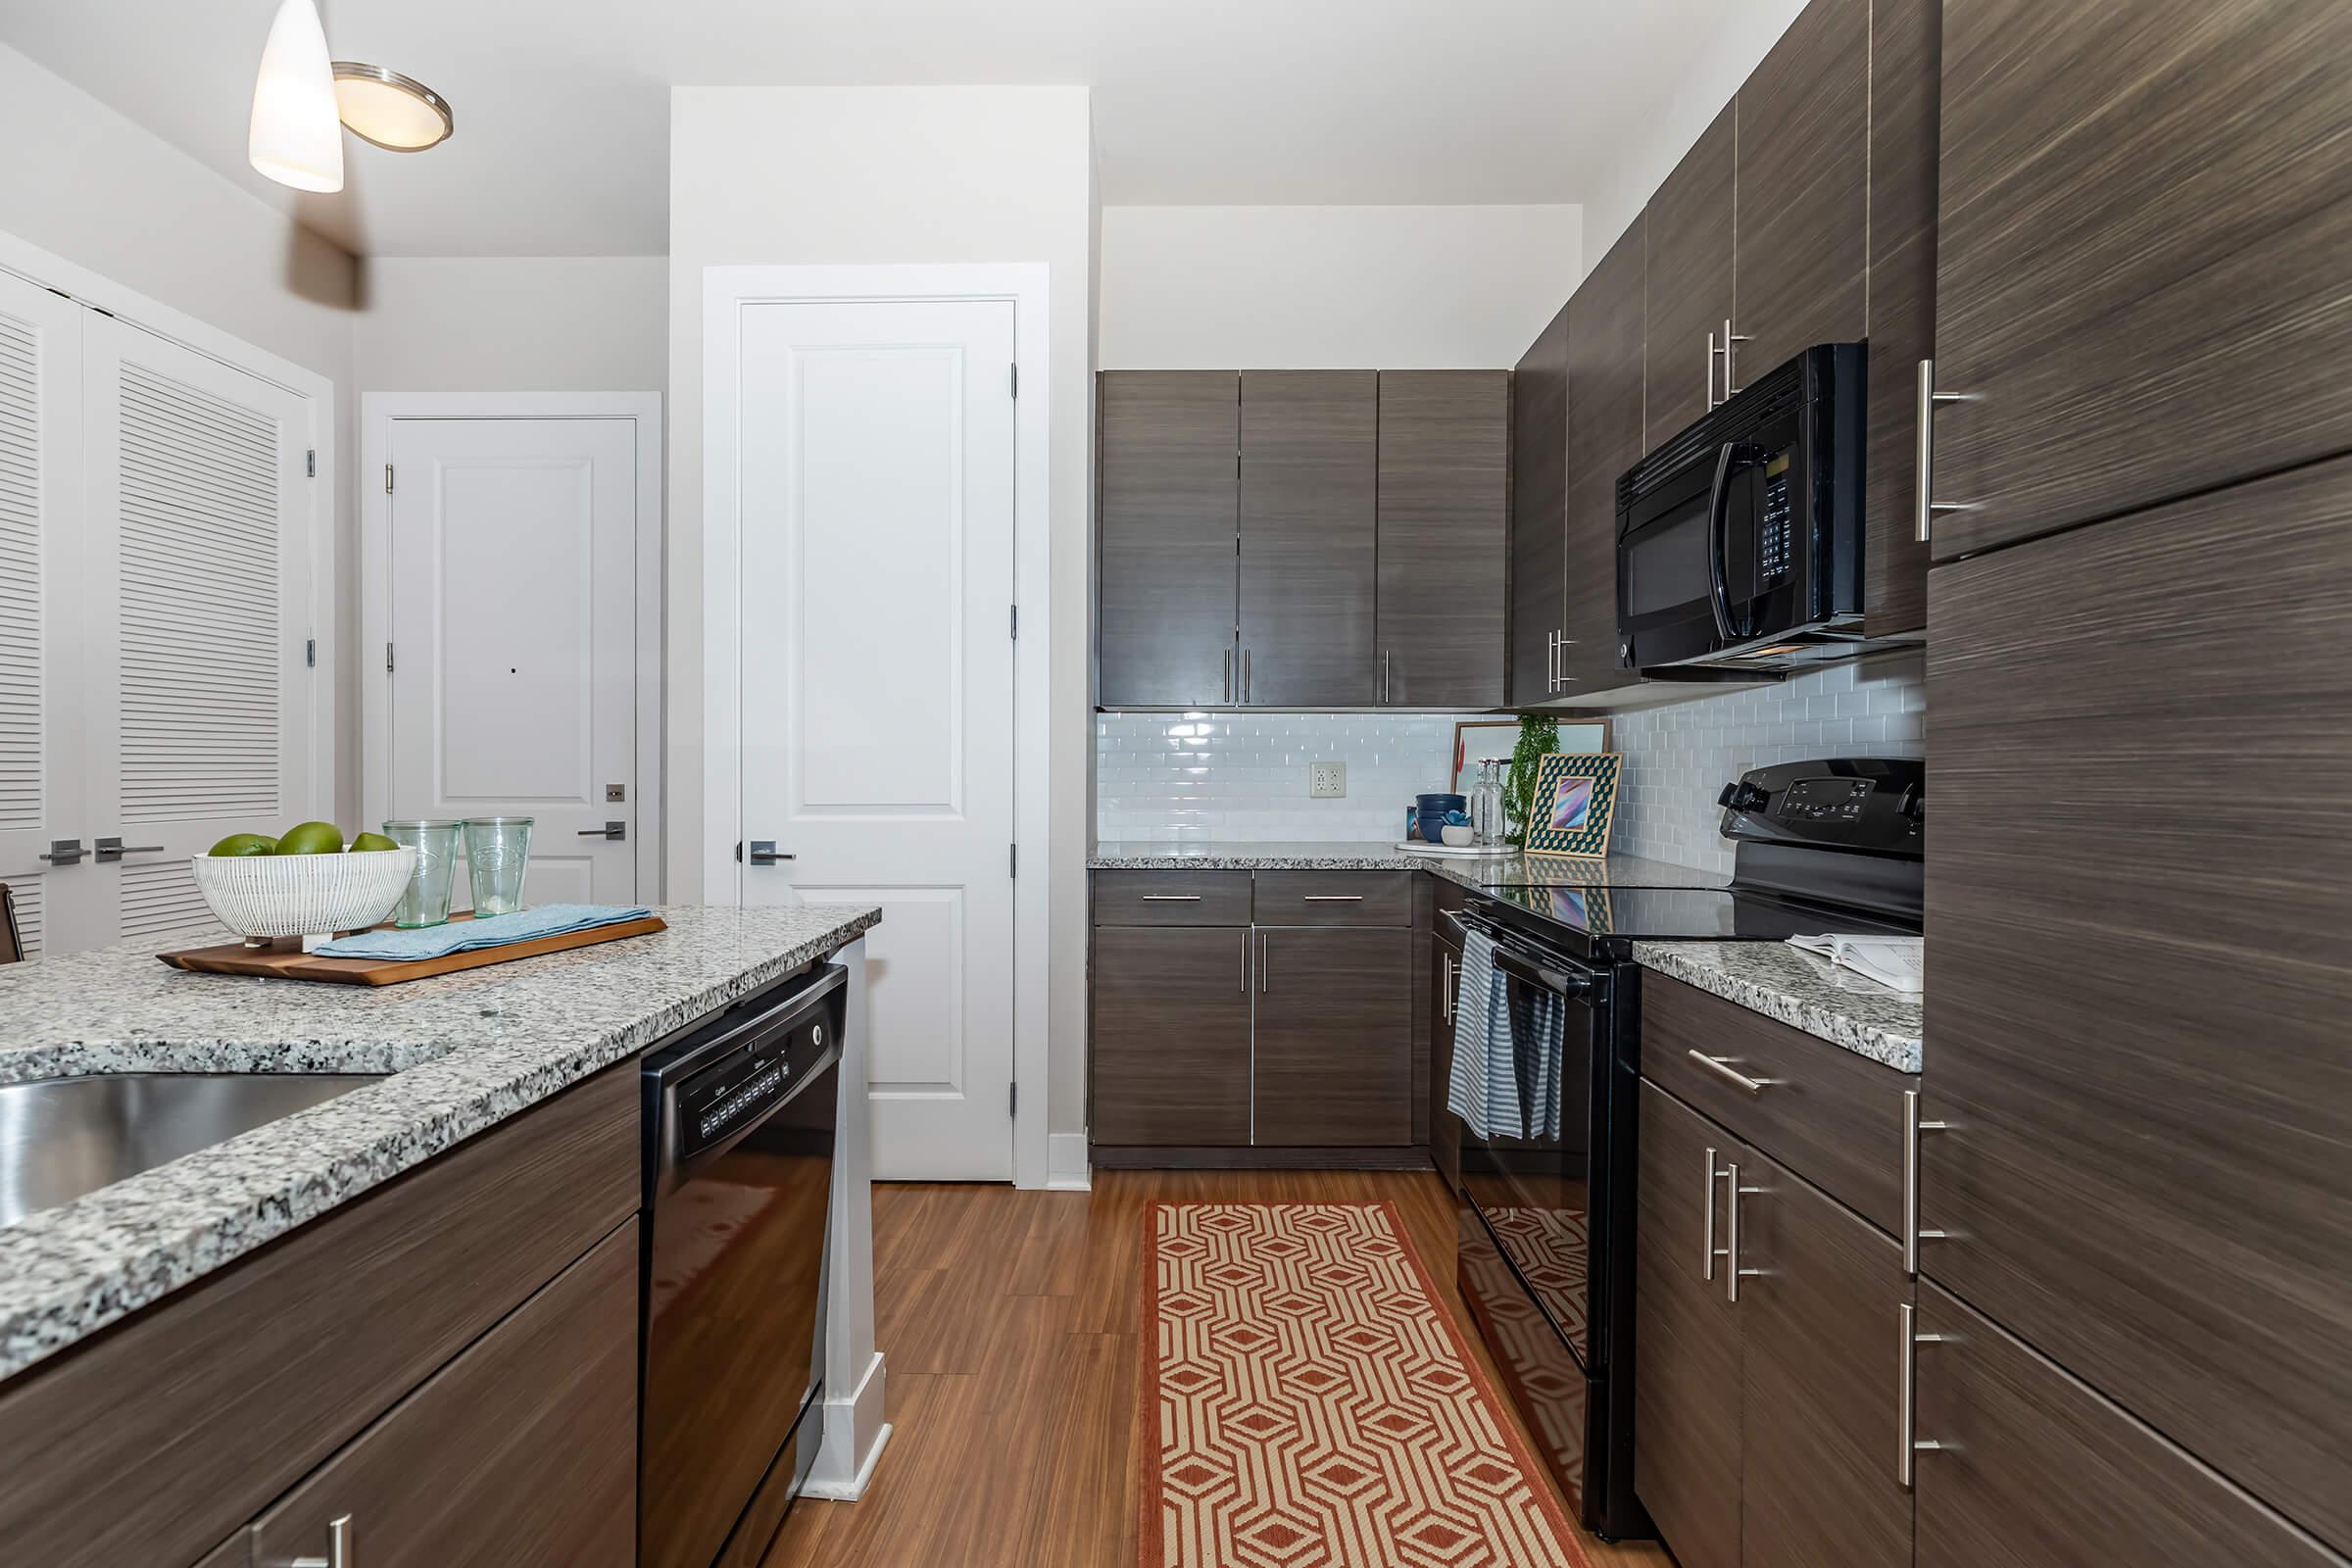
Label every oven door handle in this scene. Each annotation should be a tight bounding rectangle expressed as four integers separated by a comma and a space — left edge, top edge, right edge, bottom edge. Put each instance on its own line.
1440, 909, 1599, 999
1706, 441, 1766, 644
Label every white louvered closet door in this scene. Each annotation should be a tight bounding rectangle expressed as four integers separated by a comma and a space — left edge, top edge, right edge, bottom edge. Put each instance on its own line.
0, 271, 86, 958
80, 315, 316, 949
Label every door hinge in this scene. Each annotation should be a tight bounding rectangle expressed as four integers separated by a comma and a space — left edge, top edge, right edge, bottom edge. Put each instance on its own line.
1009, 363, 1018, 399
1009, 604, 1018, 640
305, 448, 316, 478
1009, 843, 1018, 878
1010, 1081, 1017, 1117
383, 464, 394, 494
305, 636, 316, 668
385, 641, 395, 674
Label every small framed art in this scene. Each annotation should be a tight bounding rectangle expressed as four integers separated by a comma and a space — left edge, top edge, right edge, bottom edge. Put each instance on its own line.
1522, 753, 1623, 858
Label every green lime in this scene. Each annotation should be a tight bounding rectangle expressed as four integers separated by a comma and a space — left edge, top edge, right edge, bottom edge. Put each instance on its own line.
273, 821, 346, 856
349, 831, 401, 854
208, 832, 278, 858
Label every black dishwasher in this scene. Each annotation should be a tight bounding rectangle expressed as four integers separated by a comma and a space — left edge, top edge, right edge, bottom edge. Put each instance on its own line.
641, 963, 844, 1568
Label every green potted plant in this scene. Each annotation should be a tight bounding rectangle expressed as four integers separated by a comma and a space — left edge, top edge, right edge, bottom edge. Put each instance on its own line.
1503, 714, 1560, 847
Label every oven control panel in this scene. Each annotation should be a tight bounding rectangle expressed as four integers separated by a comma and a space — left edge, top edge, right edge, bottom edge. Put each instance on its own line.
1718, 758, 1925, 855
1777, 775, 1870, 823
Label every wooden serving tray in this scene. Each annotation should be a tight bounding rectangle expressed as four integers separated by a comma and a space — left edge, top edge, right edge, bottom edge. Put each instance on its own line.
159, 913, 668, 986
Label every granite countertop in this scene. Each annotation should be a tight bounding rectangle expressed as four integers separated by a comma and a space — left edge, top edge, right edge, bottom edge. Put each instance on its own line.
1633, 941, 1924, 1073
1090, 840, 1729, 891
0, 903, 880, 1383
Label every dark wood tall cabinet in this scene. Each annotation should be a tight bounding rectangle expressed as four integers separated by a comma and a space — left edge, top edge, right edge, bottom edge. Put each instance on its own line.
1562, 219, 1647, 691
1923, 0, 2352, 561
1376, 370, 1509, 708
1238, 370, 1379, 708
1643, 104, 1738, 449
1921, 456, 2352, 1551
1097, 371, 1239, 707
1509, 304, 1571, 705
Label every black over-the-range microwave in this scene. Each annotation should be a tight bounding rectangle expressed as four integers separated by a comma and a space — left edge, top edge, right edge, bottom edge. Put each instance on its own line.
1615, 342, 1911, 674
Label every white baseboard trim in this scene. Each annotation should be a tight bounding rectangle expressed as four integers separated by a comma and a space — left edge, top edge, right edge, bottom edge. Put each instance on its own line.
802, 1349, 889, 1499
1045, 1131, 1093, 1191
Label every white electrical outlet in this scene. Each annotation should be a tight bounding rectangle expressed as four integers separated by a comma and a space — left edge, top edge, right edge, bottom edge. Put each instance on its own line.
1309, 761, 1347, 799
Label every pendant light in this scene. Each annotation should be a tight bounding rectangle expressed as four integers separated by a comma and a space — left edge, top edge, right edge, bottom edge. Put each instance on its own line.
247, 0, 343, 192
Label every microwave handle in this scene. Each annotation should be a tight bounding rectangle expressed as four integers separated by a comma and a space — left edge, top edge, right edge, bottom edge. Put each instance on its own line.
1707, 441, 1766, 643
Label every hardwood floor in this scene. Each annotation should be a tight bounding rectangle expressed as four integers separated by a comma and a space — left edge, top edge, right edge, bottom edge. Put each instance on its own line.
764, 1168, 1676, 1567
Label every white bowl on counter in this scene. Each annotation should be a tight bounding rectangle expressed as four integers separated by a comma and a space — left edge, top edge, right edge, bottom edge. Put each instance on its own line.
188, 848, 416, 945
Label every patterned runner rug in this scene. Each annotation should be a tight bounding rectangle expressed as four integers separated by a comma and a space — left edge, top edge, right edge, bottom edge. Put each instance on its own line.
1141, 1202, 1590, 1568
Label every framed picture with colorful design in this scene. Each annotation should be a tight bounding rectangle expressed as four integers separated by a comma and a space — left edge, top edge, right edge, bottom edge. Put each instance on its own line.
1521, 753, 1622, 858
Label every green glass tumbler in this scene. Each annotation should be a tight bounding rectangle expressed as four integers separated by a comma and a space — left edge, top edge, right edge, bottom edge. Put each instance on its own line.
383, 819, 462, 928
462, 816, 534, 917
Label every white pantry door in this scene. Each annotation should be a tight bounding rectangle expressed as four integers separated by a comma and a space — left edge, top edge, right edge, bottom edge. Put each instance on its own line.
734, 298, 1018, 1181
385, 417, 639, 905
0, 271, 84, 958
80, 316, 316, 948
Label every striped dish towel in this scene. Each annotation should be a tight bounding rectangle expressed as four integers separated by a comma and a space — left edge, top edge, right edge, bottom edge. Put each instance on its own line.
1446, 930, 1524, 1140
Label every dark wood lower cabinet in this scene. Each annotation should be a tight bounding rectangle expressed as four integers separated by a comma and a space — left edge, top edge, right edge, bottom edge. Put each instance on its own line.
1090, 923, 1251, 1147
1738, 1152, 1911, 1568
246, 1220, 638, 1568
1913, 1281, 2338, 1568
1252, 927, 1412, 1147
1633, 1083, 1744, 1568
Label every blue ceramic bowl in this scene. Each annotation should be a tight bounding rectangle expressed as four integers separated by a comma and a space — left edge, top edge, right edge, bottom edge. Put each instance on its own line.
1416, 793, 1467, 843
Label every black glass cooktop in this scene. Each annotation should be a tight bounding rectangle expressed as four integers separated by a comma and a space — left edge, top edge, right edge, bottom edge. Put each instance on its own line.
1477, 882, 1920, 948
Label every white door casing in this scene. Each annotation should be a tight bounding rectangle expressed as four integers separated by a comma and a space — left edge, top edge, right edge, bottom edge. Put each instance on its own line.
379, 415, 643, 905
730, 296, 1018, 1181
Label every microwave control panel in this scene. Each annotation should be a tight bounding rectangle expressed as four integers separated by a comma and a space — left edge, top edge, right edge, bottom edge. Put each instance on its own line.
1759, 452, 1793, 583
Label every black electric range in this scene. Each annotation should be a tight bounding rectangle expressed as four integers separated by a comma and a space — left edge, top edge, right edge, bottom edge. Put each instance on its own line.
1444, 757, 1923, 1542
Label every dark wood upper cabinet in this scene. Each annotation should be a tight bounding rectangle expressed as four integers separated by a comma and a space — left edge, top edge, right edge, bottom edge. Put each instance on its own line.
1096, 371, 1238, 707
1510, 302, 1571, 705
1643, 103, 1736, 451
1738, 1152, 1912, 1568
1734, 0, 1867, 381
1375, 370, 1509, 708
1090, 922, 1251, 1148
1563, 219, 1646, 691
246, 1221, 638, 1568
1860, 0, 1939, 634
1914, 1282, 2339, 1568
1633, 1083, 1744, 1568
1252, 926, 1412, 1146
1923, 456, 2352, 1552
1238, 370, 1378, 707
1927, 0, 2352, 559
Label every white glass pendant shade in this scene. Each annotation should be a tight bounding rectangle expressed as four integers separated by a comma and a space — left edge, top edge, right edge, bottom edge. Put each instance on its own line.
248, 0, 343, 193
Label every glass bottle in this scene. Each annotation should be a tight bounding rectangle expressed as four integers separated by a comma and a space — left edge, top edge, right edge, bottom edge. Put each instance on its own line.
1474, 760, 1506, 847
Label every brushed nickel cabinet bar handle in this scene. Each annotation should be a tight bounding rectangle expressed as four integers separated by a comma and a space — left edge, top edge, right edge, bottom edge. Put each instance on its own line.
1903, 1089, 1950, 1276
1243, 648, 1251, 703
1915, 358, 1971, 543
1702, 1146, 1724, 1280
1722, 318, 1750, 397
1224, 647, 1234, 704
1382, 648, 1392, 703
1140, 894, 1202, 902
1300, 895, 1364, 903
1259, 929, 1269, 993
1688, 1049, 1772, 1096
1241, 928, 1248, 992
291, 1513, 355, 1568
1706, 328, 1719, 411
1725, 1164, 1766, 1302
1899, 1301, 1951, 1486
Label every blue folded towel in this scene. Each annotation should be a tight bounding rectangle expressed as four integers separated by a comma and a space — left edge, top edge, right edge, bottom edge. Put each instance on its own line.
314, 905, 654, 960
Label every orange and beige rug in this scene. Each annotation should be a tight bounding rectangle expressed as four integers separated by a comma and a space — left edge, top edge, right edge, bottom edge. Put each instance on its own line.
1141, 1201, 1590, 1568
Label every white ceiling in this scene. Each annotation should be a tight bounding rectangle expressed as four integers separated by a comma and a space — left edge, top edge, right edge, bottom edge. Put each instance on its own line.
0, 0, 1795, 258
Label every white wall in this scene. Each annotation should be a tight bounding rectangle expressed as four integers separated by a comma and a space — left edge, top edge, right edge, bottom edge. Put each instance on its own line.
351, 257, 667, 393
1100, 204, 1581, 368
0, 40, 363, 823
667, 84, 1097, 1139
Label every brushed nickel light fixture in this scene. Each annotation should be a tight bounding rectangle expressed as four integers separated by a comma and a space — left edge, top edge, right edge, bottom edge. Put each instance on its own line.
331, 62, 455, 152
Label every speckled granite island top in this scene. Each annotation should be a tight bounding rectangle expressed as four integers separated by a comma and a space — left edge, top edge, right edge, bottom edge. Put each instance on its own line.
0, 903, 880, 1383
1633, 941, 1924, 1073
1090, 841, 1729, 890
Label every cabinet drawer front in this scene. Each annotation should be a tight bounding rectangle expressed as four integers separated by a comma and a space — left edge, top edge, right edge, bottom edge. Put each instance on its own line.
0, 1064, 638, 1568
249, 1220, 638, 1568
1642, 973, 1909, 1235
1915, 1282, 2336, 1568
1093, 869, 1252, 925
1250, 870, 1413, 926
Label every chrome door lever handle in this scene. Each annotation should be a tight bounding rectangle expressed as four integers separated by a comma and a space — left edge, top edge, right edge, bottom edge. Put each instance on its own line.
94, 837, 168, 860
739, 840, 796, 864
36, 839, 83, 864
577, 821, 626, 841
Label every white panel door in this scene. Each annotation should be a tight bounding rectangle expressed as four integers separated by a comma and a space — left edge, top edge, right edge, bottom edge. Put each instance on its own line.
734, 299, 1018, 1181
80, 316, 316, 948
0, 271, 85, 958
387, 417, 638, 906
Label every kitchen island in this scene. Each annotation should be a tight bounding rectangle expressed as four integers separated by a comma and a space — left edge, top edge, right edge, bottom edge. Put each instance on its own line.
0, 903, 885, 1568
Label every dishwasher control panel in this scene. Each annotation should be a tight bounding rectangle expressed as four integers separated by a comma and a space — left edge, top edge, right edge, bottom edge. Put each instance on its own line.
661, 970, 845, 1164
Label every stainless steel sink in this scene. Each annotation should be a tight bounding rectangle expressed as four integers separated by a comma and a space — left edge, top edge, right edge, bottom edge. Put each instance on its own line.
0, 1073, 386, 1226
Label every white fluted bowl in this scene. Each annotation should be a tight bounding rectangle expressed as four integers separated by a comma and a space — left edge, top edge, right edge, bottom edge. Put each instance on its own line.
189, 848, 416, 941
